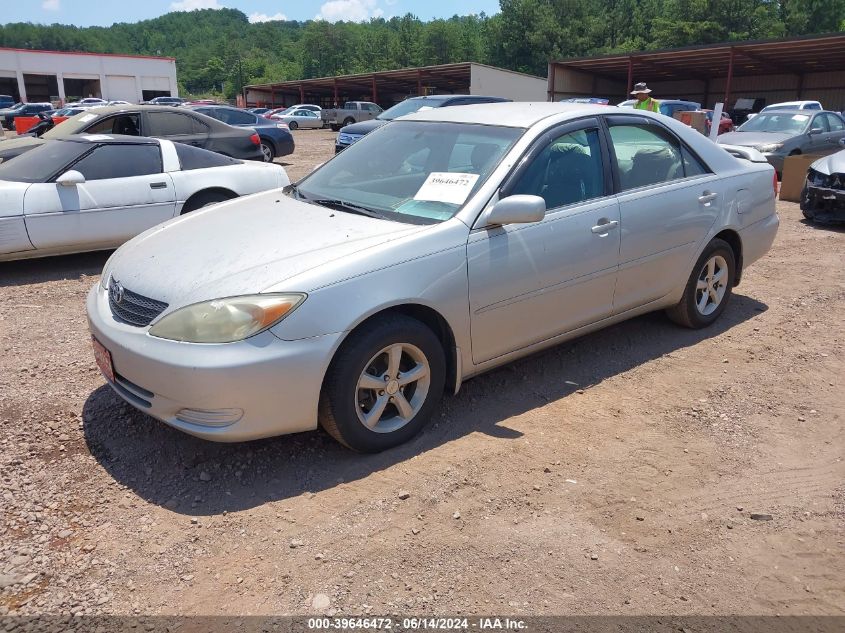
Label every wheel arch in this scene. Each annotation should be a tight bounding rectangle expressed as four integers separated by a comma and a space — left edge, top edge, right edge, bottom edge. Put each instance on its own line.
713, 228, 743, 286
321, 302, 460, 400
181, 187, 239, 214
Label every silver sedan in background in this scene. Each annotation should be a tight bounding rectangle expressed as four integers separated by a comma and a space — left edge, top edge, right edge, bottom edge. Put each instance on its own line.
717, 109, 845, 176
270, 108, 324, 130
87, 103, 779, 452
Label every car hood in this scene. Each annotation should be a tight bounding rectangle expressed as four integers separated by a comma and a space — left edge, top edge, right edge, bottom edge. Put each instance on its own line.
717, 131, 794, 147
0, 137, 45, 161
0, 181, 30, 218
810, 149, 845, 175
104, 190, 426, 309
340, 119, 388, 135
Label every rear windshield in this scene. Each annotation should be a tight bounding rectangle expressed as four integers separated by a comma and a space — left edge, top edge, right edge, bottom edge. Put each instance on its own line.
174, 143, 242, 170
0, 141, 90, 183
379, 98, 449, 121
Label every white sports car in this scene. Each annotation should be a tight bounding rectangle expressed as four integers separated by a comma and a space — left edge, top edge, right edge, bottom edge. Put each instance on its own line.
0, 134, 288, 262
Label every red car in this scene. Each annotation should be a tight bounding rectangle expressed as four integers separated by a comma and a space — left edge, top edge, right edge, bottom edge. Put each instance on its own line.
704, 110, 734, 135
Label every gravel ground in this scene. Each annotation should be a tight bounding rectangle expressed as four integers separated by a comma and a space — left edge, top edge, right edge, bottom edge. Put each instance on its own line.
0, 128, 843, 618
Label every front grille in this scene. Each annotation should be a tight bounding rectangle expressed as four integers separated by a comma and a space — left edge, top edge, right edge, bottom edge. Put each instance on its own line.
108, 278, 168, 327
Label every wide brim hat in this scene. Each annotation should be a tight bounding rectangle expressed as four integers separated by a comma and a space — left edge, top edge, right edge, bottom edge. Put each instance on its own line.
630, 82, 652, 95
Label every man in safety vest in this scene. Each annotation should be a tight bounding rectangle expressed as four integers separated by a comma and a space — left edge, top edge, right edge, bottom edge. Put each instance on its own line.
631, 82, 660, 113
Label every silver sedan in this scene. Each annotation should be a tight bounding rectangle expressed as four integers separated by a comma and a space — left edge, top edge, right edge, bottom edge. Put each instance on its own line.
271, 108, 324, 130
87, 103, 779, 452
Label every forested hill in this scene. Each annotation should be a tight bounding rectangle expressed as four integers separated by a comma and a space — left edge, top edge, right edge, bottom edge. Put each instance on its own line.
1, 1, 842, 98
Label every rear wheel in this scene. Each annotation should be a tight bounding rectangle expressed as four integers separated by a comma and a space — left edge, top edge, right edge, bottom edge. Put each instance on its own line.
342, 117, 355, 127
288, 121, 298, 130
260, 139, 275, 162
666, 238, 736, 329
319, 315, 445, 452
181, 190, 236, 214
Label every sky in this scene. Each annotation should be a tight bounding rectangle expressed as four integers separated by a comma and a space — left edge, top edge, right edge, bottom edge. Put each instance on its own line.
6, 0, 501, 27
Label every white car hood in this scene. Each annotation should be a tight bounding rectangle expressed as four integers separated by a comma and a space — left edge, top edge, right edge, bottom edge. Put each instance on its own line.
104, 190, 425, 308
810, 149, 845, 175
0, 181, 30, 218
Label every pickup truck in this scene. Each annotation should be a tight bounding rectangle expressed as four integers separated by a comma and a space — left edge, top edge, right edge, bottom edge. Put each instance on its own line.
322, 101, 383, 131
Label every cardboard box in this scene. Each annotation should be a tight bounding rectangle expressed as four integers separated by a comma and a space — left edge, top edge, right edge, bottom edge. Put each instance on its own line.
780, 153, 826, 203
674, 110, 708, 134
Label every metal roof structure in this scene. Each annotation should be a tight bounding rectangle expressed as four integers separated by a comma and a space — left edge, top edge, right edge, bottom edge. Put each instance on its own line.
548, 33, 845, 105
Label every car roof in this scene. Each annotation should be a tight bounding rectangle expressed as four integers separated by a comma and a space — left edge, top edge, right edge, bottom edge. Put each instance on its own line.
752, 108, 826, 114
58, 134, 160, 146
400, 102, 612, 128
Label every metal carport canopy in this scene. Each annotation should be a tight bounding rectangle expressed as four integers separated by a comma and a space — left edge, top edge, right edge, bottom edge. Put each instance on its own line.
548, 33, 845, 105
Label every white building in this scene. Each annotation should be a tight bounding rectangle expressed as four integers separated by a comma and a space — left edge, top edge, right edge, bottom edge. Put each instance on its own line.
0, 48, 178, 104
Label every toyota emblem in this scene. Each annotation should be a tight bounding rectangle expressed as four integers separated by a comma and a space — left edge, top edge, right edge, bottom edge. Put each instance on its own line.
110, 280, 125, 305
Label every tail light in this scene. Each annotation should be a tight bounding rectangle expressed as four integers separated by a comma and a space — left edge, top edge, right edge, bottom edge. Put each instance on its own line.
249, 133, 260, 146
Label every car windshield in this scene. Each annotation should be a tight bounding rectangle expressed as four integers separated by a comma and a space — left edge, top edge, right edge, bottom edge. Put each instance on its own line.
295, 121, 522, 224
42, 111, 106, 138
0, 140, 90, 183
378, 99, 448, 121
739, 112, 810, 134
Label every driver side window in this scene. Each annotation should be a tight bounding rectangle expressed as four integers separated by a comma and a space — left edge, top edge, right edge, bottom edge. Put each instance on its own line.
510, 127, 606, 210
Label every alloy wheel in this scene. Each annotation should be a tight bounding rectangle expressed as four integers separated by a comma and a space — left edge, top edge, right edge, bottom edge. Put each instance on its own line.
355, 343, 431, 434
695, 254, 728, 316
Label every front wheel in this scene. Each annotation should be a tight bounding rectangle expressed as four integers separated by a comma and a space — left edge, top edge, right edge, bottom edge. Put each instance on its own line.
319, 315, 446, 452
666, 238, 736, 329
342, 117, 355, 126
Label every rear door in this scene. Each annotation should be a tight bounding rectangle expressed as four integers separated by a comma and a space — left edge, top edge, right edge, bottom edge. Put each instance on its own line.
821, 113, 845, 153
605, 115, 722, 313
24, 143, 176, 250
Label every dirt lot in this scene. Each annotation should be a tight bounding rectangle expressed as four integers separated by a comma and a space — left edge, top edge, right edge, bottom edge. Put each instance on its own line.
0, 128, 843, 619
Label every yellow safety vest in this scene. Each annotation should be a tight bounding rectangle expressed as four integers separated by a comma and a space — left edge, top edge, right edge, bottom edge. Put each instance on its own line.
634, 97, 660, 113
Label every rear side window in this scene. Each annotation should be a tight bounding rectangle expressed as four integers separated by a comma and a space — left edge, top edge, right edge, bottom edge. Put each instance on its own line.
70, 144, 162, 181
608, 123, 685, 190
146, 112, 195, 136
824, 113, 845, 132
174, 143, 241, 170
219, 109, 257, 125
680, 145, 709, 177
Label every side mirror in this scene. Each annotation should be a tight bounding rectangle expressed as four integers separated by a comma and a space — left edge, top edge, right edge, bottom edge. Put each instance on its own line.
486, 195, 546, 227
808, 127, 823, 135
56, 170, 85, 186
56, 169, 85, 187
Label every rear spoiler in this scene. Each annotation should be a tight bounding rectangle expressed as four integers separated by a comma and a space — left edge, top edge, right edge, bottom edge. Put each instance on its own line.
718, 144, 769, 163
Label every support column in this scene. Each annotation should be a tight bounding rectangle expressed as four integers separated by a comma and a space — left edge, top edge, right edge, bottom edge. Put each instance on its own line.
16, 71, 26, 103
299, 83, 305, 103
333, 78, 338, 106
270, 87, 275, 108
724, 47, 735, 107
626, 57, 633, 94
56, 72, 66, 105
417, 69, 422, 96
796, 73, 805, 99
547, 63, 555, 101
372, 74, 378, 104
703, 78, 710, 109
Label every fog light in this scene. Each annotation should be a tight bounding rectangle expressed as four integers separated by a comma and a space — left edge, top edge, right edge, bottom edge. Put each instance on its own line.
175, 408, 243, 427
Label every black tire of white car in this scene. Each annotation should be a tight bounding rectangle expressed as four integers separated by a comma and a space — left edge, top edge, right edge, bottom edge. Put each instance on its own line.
319, 315, 446, 452
288, 121, 298, 130
666, 238, 736, 329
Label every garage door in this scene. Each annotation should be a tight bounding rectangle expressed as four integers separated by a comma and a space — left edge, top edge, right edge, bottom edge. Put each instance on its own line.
106, 75, 137, 102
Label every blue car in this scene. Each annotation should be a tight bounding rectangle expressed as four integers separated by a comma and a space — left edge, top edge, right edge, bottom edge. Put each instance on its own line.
189, 105, 294, 162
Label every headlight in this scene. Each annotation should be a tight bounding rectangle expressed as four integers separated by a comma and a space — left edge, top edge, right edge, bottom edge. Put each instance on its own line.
149, 293, 306, 343
756, 143, 784, 153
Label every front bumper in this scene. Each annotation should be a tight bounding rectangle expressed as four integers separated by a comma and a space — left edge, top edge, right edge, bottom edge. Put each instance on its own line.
800, 183, 845, 223
86, 284, 342, 442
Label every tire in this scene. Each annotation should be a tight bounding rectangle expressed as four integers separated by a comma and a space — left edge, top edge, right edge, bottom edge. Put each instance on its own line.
342, 117, 355, 126
666, 238, 736, 329
800, 185, 815, 221
330, 124, 340, 132
181, 190, 236, 214
288, 121, 298, 130
259, 139, 275, 163
319, 315, 446, 452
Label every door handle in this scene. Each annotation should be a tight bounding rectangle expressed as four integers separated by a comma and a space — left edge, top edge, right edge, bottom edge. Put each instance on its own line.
591, 219, 619, 234
698, 191, 718, 204
150, 182, 168, 189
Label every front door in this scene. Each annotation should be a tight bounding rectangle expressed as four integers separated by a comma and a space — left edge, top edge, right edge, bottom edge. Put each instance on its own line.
24, 143, 176, 250
468, 120, 620, 364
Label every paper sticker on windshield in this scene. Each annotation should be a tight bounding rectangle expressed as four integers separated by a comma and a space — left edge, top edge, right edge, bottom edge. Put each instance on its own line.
792, 115, 809, 121
414, 172, 480, 205
78, 114, 97, 122
82, 134, 113, 141
417, 106, 434, 112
